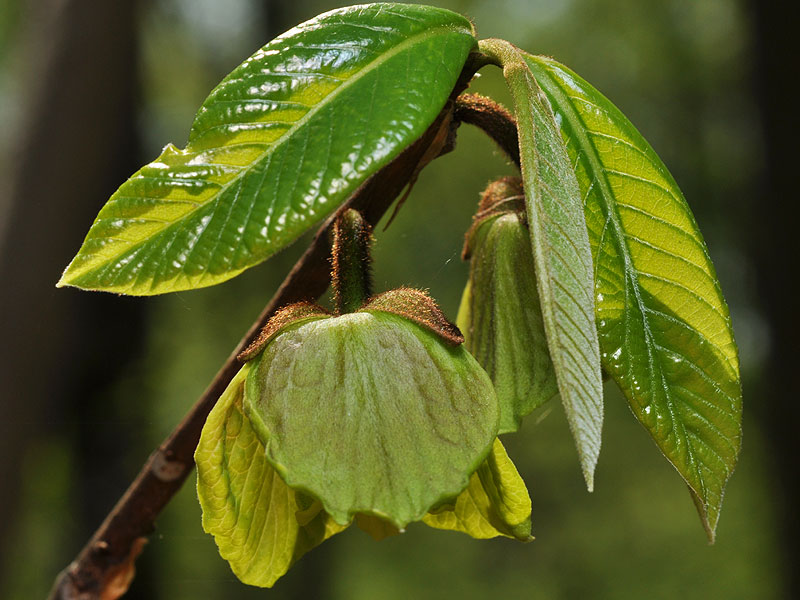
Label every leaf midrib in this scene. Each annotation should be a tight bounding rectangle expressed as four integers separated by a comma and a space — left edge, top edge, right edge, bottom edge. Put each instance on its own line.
183, 22, 464, 214
511, 62, 600, 486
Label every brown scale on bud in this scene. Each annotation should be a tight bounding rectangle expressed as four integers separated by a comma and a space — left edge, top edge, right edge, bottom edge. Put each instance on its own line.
239, 209, 464, 363
364, 287, 464, 346
463, 176, 526, 260
238, 302, 331, 362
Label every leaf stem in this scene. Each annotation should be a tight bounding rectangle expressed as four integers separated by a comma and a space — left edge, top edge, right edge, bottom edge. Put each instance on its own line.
454, 93, 520, 168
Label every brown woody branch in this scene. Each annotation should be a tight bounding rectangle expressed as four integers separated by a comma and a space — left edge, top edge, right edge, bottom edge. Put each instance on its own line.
48, 54, 522, 599
454, 93, 520, 168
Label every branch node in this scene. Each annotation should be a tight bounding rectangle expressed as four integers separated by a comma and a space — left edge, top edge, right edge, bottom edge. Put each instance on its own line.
150, 450, 186, 482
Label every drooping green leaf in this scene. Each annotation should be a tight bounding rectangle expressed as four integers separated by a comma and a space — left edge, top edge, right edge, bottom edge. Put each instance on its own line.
478, 40, 604, 490
195, 364, 346, 588
59, 4, 476, 295
525, 54, 742, 540
423, 439, 532, 541
244, 311, 499, 529
459, 212, 558, 433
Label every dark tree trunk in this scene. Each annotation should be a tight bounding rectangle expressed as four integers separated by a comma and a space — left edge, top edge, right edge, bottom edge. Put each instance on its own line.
0, 0, 145, 594
749, 2, 799, 597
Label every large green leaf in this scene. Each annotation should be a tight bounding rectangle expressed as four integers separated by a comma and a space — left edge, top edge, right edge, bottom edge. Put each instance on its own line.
244, 311, 498, 529
59, 4, 476, 295
525, 55, 742, 540
478, 40, 604, 490
195, 364, 346, 588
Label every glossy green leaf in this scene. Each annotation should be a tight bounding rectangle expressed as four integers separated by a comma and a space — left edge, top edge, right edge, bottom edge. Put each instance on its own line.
59, 4, 476, 295
423, 439, 532, 541
458, 213, 558, 433
526, 54, 742, 539
195, 364, 346, 588
479, 40, 604, 490
244, 311, 498, 529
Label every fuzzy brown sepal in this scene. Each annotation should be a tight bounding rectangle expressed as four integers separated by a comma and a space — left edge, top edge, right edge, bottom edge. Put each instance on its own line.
238, 301, 332, 362
363, 288, 464, 346
477, 176, 524, 214
463, 177, 526, 260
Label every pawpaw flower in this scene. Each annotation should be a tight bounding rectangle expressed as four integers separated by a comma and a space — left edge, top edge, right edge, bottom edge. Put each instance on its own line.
457, 177, 558, 433
195, 209, 532, 587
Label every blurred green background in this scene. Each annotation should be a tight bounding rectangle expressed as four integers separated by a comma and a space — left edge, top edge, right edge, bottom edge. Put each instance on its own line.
0, 1, 793, 598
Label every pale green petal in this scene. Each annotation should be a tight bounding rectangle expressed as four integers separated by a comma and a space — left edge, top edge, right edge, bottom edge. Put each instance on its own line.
245, 312, 499, 528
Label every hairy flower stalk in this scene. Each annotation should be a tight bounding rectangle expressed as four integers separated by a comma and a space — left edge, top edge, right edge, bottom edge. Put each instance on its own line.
331, 208, 373, 314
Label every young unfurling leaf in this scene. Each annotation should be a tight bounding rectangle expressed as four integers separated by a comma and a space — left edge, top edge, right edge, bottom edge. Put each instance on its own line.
478, 39, 604, 491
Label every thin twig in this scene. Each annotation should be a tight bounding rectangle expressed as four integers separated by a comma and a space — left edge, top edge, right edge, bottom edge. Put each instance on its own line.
454, 93, 520, 168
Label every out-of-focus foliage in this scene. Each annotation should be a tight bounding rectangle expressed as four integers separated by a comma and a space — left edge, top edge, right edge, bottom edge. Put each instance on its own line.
0, 0, 777, 599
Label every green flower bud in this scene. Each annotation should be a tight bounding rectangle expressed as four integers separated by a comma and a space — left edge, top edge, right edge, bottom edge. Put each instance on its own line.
459, 177, 558, 433
196, 208, 533, 587
243, 294, 498, 529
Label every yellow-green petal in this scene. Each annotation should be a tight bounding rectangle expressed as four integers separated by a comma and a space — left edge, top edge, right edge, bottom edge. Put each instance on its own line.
423, 439, 532, 541
195, 364, 346, 587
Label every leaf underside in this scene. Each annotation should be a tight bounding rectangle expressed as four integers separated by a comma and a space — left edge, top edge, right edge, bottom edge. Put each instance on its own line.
526, 54, 742, 540
195, 364, 346, 588
458, 213, 558, 433
244, 311, 499, 528
59, 4, 476, 295
481, 40, 604, 490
